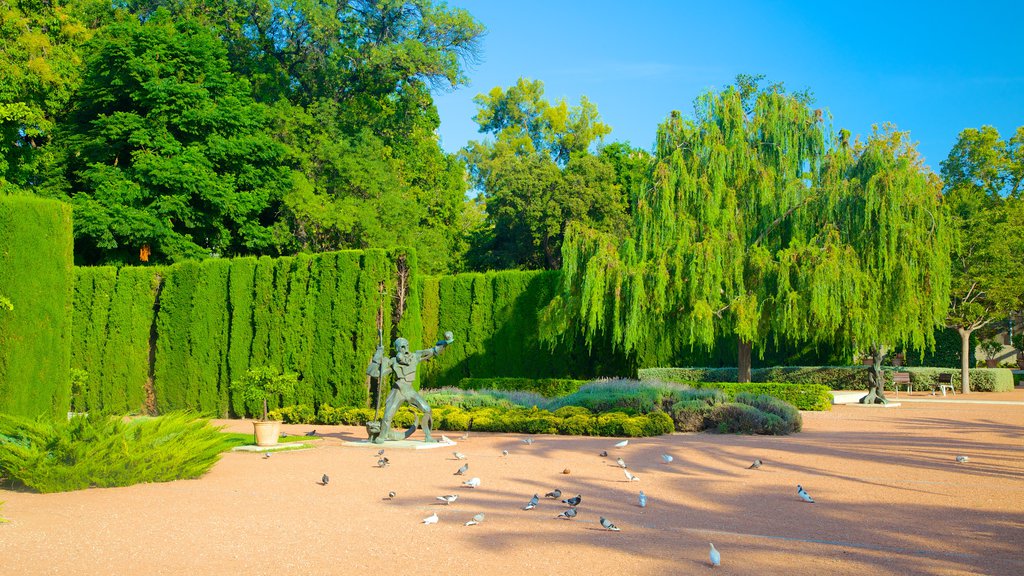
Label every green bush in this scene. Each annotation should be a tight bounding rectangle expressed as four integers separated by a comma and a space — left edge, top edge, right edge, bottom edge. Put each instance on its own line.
0, 196, 74, 419
641, 366, 1013, 396
734, 393, 802, 433
269, 404, 315, 424
708, 403, 782, 434
685, 382, 831, 411
0, 412, 231, 493
548, 378, 696, 414
456, 377, 587, 397
902, 367, 1014, 392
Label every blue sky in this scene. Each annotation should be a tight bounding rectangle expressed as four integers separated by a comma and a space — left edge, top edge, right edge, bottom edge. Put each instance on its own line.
433, 1, 1023, 173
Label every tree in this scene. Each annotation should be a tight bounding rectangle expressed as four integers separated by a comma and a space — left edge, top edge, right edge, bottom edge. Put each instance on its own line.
819, 126, 951, 403
52, 9, 295, 264
546, 78, 950, 390
0, 0, 109, 191
941, 126, 1024, 392
461, 78, 627, 270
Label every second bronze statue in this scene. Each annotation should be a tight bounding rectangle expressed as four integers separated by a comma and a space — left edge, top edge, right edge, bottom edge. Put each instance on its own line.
365, 331, 454, 444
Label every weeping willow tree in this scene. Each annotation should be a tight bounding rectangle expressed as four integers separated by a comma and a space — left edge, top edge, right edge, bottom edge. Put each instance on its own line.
545, 80, 951, 393
544, 79, 864, 381
817, 126, 951, 403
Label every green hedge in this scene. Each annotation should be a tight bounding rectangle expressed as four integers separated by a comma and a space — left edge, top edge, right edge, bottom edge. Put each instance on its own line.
0, 196, 73, 418
271, 403, 676, 437
640, 365, 1013, 394
682, 382, 832, 411
457, 377, 587, 397
417, 270, 634, 388
71, 266, 162, 414
152, 248, 417, 416
902, 367, 1014, 393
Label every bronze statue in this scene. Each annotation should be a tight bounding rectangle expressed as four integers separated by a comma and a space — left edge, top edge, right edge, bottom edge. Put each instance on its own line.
366, 331, 454, 443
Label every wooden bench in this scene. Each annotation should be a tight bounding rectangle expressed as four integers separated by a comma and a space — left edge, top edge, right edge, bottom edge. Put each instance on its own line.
891, 371, 911, 396
932, 373, 957, 396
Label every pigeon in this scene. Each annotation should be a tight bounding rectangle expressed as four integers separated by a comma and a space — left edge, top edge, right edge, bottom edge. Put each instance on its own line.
521, 438, 534, 445
423, 513, 438, 525
709, 543, 721, 567
377, 458, 389, 468
383, 491, 396, 500
638, 491, 647, 508
321, 473, 329, 486
955, 455, 969, 463
501, 450, 509, 456
453, 451, 467, 460
544, 489, 562, 499
463, 477, 481, 488
556, 507, 577, 519
624, 470, 640, 482
616, 457, 628, 469
441, 434, 452, 443
523, 494, 539, 510
661, 454, 673, 463
748, 459, 762, 470
459, 432, 470, 441
454, 463, 469, 476
562, 494, 582, 506
306, 429, 317, 436
614, 440, 629, 448
599, 516, 620, 531
262, 452, 271, 459
599, 450, 608, 458
797, 484, 815, 503
437, 494, 458, 505
376, 449, 385, 456
464, 513, 485, 526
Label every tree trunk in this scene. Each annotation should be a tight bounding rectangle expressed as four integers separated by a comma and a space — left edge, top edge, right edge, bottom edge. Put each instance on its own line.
738, 339, 752, 383
958, 327, 972, 394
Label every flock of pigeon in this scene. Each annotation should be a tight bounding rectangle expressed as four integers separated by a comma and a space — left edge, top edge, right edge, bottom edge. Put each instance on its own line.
299, 431, 972, 568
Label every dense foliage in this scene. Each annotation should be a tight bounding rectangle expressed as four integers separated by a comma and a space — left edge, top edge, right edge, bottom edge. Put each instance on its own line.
0, 412, 232, 493
0, 196, 73, 418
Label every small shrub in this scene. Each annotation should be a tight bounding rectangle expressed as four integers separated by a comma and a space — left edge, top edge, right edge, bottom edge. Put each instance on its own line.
710, 403, 773, 434
734, 393, 802, 433
0, 412, 231, 493
269, 404, 315, 424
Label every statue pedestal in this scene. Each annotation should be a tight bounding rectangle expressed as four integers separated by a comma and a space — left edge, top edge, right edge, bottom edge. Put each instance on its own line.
343, 439, 455, 450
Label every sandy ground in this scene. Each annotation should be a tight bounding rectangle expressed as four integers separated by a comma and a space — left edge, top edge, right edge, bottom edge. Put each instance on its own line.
2, 389, 1023, 576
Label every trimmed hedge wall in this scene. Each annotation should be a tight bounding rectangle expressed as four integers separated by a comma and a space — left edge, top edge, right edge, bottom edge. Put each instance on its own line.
0, 196, 73, 418
684, 382, 832, 411
458, 377, 587, 398
151, 248, 417, 416
71, 266, 162, 414
418, 270, 633, 388
640, 366, 1014, 393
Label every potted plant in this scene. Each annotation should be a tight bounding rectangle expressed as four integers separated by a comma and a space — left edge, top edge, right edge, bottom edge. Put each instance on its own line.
979, 339, 1003, 369
232, 367, 297, 446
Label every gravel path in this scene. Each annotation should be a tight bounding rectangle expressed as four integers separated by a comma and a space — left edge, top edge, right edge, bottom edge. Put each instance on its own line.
3, 390, 1023, 575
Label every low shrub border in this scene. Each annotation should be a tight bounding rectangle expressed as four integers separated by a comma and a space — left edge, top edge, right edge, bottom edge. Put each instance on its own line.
453, 377, 587, 397
639, 366, 1015, 393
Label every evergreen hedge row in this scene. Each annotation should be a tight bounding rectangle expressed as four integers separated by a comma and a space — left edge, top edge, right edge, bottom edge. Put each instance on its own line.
71, 266, 162, 414
457, 377, 587, 397
151, 248, 417, 417
0, 196, 73, 418
417, 270, 633, 388
640, 366, 1014, 393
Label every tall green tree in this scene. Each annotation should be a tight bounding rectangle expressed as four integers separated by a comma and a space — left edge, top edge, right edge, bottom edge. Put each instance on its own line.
53, 9, 295, 264
462, 78, 628, 270
818, 126, 951, 402
547, 78, 950, 389
0, 0, 109, 191
941, 125, 1024, 392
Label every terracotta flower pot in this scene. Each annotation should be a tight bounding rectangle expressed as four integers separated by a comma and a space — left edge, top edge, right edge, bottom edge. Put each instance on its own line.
253, 420, 281, 447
